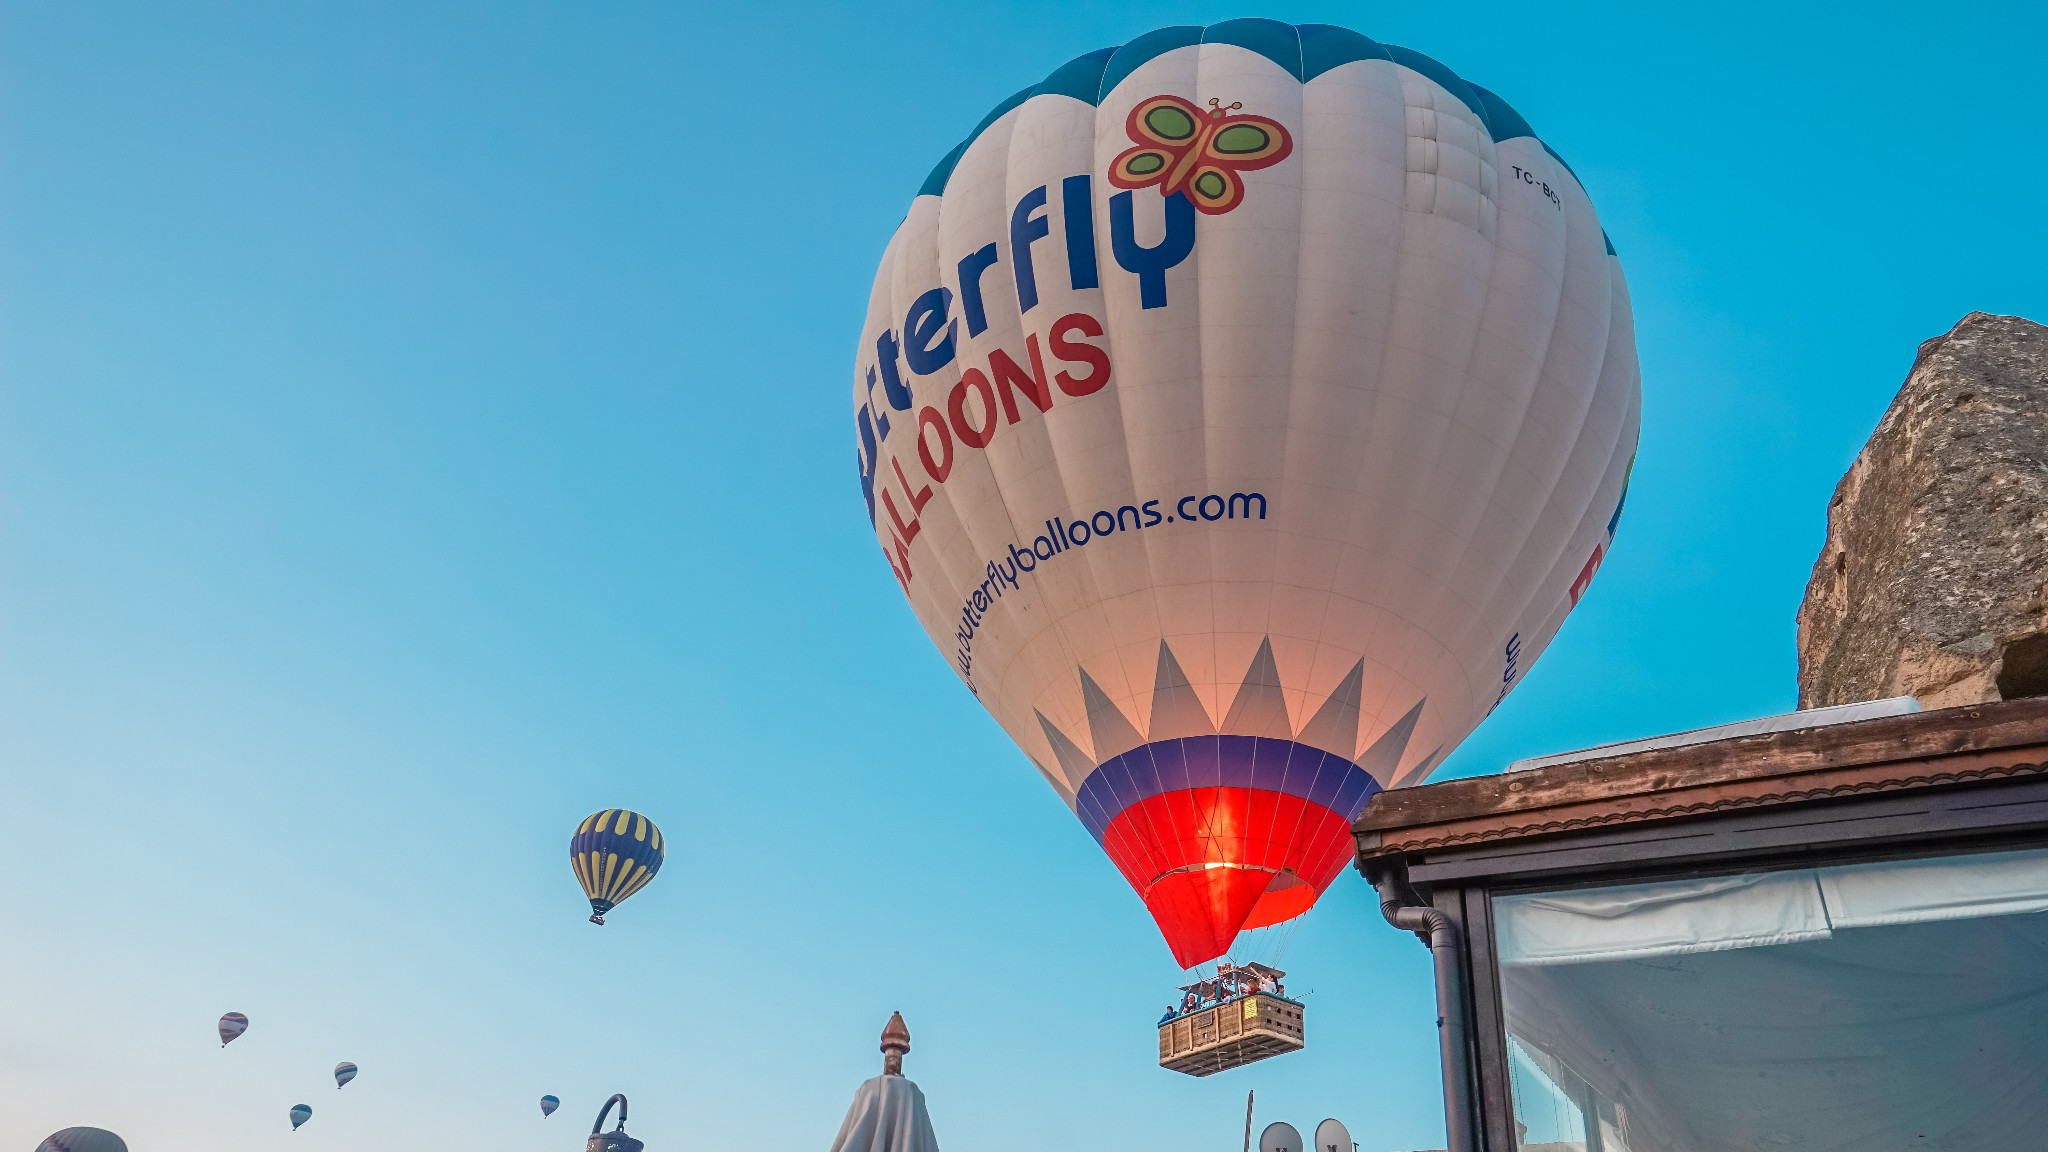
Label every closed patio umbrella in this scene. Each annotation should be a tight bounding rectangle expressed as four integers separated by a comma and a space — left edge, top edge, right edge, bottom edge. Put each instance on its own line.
828, 1014, 938, 1152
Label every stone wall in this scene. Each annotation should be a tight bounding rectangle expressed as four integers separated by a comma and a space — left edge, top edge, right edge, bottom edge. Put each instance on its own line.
1797, 312, 2048, 709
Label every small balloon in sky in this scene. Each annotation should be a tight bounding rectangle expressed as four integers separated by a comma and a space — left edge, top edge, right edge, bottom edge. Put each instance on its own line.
218, 1012, 249, 1047
289, 1104, 312, 1131
36, 1128, 128, 1152
570, 809, 665, 925
334, 1061, 358, 1089
540, 1094, 560, 1117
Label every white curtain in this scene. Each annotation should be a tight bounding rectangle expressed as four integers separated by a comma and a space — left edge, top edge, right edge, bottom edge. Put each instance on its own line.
1496, 846, 2048, 965
1495, 847, 2048, 1152
1497, 871, 1831, 965
1819, 847, 2048, 928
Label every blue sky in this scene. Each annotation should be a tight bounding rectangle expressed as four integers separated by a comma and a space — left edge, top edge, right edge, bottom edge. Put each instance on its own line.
1, 2, 2043, 1150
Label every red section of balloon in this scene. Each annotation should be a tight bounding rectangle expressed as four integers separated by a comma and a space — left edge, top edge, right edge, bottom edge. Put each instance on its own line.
1099, 787, 1357, 967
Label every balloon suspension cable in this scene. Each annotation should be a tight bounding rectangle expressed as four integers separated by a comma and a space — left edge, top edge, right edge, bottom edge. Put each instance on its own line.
1214, 911, 1309, 972
1269, 912, 1308, 964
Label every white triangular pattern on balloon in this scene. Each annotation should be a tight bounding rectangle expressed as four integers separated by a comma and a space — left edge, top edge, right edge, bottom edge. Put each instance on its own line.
1036, 636, 1422, 790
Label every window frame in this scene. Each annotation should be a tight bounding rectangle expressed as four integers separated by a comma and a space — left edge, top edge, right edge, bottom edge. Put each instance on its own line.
1401, 774, 2048, 1151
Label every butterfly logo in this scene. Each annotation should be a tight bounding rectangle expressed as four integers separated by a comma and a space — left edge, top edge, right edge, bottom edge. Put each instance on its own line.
1108, 95, 1293, 215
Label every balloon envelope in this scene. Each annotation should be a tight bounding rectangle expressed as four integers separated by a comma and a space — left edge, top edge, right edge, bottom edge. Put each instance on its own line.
334, 1061, 358, 1088
290, 1104, 312, 1130
852, 19, 1638, 967
218, 1011, 248, 1047
541, 1094, 560, 1117
37, 1129, 128, 1152
571, 810, 665, 924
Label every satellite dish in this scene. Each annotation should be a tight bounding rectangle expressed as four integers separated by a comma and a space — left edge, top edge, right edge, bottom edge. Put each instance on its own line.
1259, 1121, 1303, 1152
1314, 1118, 1353, 1152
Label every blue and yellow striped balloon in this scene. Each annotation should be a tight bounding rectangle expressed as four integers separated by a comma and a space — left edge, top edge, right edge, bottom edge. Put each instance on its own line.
571, 809, 665, 925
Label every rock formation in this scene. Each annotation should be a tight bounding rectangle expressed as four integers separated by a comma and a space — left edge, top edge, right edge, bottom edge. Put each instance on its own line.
1798, 312, 2048, 709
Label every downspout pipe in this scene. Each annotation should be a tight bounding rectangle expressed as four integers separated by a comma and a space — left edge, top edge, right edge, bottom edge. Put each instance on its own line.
1368, 862, 1477, 1152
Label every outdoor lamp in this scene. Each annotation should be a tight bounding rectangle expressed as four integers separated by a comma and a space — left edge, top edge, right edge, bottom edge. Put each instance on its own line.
587, 1094, 643, 1152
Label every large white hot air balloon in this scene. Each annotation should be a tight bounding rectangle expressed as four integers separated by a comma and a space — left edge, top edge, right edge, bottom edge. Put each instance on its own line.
851, 19, 1639, 968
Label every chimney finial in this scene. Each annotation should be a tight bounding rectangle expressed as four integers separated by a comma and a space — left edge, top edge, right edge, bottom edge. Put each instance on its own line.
880, 1012, 911, 1076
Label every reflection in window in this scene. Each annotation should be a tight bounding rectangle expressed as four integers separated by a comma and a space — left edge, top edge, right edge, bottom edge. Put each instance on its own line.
1507, 1035, 1620, 1151
1493, 847, 2048, 1152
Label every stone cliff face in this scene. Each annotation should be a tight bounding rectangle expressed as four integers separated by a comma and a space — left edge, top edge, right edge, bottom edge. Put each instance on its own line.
1798, 312, 2048, 709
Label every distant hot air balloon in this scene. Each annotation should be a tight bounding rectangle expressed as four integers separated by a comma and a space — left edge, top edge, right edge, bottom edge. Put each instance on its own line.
541, 1094, 561, 1117
334, 1061, 358, 1089
571, 810, 665, 925
289, 1104, 312, 1131
218, 1011, 249, 1047
851, 19, 1638, 968
37, 1128, 127, 1152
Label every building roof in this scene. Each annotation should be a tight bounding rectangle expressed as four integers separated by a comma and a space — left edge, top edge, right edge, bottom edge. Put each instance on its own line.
1502, 696, 1920, 773
1354, 697, 2048, 862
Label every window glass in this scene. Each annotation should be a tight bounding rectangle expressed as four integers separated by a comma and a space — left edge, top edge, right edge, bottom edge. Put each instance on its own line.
1492, 847, 2048, 1151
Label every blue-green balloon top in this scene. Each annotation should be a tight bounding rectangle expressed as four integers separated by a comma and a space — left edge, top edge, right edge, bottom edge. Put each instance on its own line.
919, 18, 1578, 210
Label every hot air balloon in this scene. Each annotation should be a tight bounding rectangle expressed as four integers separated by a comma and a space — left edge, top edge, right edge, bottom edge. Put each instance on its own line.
218, 1011, 248, 1047
289, 1104, 312, 1131
37, 1129, 127, 1152
334, 1061, 358, 1089
851, 19, 1638, 969
541, 1094, 561, 1117
571, 810, 665, 925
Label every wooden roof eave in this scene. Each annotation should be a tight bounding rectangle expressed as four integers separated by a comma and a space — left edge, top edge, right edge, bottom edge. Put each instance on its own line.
1354, 697, 2048, 860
